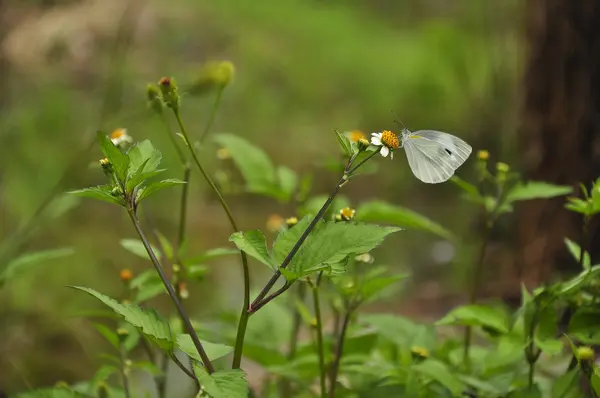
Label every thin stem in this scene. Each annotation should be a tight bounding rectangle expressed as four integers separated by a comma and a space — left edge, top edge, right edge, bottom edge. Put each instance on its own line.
157, 355, 169, 398
126, 207, 215, 373
251, 177, 346, 308
177, 165, 192, 253
463, 218, 491, 365
119, 344, 131, 398
579, 216, 589, 269
250, 282, 293, 313
171, 109, 251, 369
280, 284, 307, 397
311, 278, 327, 398
329, 310, 352, 398
199, 88, 224, 144
346, 150, 379, 175
171, 354, 199, 382
159, 113, 187, 164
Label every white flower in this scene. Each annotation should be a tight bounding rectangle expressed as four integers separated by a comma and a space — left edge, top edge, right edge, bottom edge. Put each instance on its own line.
110, 128, 134, 146
370, 130, 399, 159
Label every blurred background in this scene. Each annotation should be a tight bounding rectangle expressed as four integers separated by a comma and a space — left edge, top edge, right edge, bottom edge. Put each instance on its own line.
1, 0, 598, 394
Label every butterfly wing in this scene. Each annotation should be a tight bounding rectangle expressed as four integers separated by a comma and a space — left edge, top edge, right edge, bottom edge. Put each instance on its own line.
402, 130, 472, 184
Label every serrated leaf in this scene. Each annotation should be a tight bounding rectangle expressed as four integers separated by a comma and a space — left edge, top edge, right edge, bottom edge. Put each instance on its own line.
97, 131, 130, 182
274, 219, 402, 279
412, 359, 464, 395
506, 181, 572, 202
1, 248, 74, 285
127, 140, 162, 176
69, 286, 173, 351
176, 334, 233, 363
126, 169, 165, 193
360, 274, 407, 303
436, 304, 509, 333
213, 133, 277, 195
357, 200, 453, 240
194, 366, 249, 398
68, 186, 124, 206
120, 239, 161, 261
564, 238, 591, 270
136, 179, 186, 203
229, 230, 274, 268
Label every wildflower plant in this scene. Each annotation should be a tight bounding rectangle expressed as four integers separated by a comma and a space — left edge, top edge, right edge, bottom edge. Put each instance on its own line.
11, 62, 600, 398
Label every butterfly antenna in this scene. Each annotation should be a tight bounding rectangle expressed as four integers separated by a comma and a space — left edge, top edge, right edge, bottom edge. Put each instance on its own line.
389, 110, 406, 130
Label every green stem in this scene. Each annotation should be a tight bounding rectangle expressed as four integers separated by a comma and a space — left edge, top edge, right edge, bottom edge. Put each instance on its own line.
347, 150, 378, 175
177, 165, 192, 253
199, 88, 224, 144
119, 343, 131, 398
463, 218, 491, 365
329, 309, 352, 398
251, 177, 346, 308
126, 207, 214, 373
171, 353, 199, 382
280, 284, 307, 397
159, 113, 187, 164
311, 275, 327, 398
171, 109, 250, 369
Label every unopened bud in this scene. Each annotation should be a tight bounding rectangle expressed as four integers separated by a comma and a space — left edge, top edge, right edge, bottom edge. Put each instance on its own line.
158, 77, 180, 110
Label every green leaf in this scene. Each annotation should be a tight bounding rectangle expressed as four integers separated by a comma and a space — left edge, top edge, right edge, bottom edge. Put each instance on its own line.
136, 179, 186, 203
193, 365, 249, 398
359, 274, 407, 303
552, 368, 581, 398
126, 169, 166, 193
357, 200, 453, 240
334, 129, 353, 156
127, 140, 162, 176
436, 304, 510, 334
14, 387, 91, 398
1, 248, 74, 285
68, 186, 124, 206
155, 230, 174, 260
175, 334, 234, 363
591, 370, 600, 397
275, 219, 401, 279
213, 133, 277, 195
92, 323, 119, 350
412, 359, 465, 395
506, 181, 572, 202
229, 230, 274, 268
97, 131, 130, 182
184, 248, 240, 265
564, 238, 591, 270
559, 265, 600, 296
276, 165, 298, 202
120, 239, 161, 261
568, 308, 600, 345
69, 286, 173, 351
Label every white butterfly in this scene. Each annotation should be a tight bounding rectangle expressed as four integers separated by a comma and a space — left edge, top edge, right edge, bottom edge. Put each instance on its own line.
400, 129, 472, 184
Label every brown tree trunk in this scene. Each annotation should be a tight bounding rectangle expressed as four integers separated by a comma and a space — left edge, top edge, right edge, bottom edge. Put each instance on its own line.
517, 0, 600, 289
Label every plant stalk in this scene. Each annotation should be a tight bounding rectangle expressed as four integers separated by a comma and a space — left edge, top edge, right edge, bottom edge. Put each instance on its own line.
126, 207, 214, 373
311, 275, 327, 398
329, 309, 352, 398
199, 88, 224, 144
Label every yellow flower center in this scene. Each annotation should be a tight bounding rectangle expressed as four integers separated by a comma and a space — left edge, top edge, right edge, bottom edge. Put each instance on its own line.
477, 150, 489, 160
349, 130, 366, 142
216, 147, 231, 160
339, 207, 356, 220
111, 128, 127, 139
99, 158, 110, 166
381, 130, 400, 149
410, 346, 430, 358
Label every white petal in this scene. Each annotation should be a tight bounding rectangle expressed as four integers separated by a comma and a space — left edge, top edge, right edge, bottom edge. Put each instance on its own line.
380, 146, 389, 157
371, 133, 382, 145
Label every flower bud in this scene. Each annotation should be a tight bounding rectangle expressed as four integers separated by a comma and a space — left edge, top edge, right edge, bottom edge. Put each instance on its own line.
285, 217, 298, 228
477, 150, 489, 161
188, 61, 235, 96
158, 77, 180, 111
146, 84, 164, 114
119, 269, 133, 283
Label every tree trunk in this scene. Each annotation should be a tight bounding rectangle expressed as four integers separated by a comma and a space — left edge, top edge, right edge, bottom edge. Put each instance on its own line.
516, 0, 600, 289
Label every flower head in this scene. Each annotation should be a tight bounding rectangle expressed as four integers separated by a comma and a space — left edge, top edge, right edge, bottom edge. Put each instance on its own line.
266, 214, 285, 232
355, 253, 374, 263
119, 269, 133, 283
335, 207, 356, 222
477, 150, 489, 161
285, 216, 298, 228
216, 147, 231, 160
110, 128, 133, 147
371, 130, 400, 159
347, 130, 366, 143
357, 137, 370, 152
411, 346, 430, 360
496, 162, 510, 173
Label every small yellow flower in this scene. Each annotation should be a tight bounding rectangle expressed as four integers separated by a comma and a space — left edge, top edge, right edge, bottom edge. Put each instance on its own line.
266, 214, 285, 232
110, 128, 133, 146
285, 216, 298, 227
116, 328, 129, 341
178, 282, 189, 299
357, 137, 370, 152
216, 147, 231, 160
119, 269, 133, 282
496, 162, 510, 173
577, 346, 594, 361
411, 346, 430, 359
371, 130, 400, 159
172, 264, 181, 273
348, 130, 366, 142
339, 207, 356, 221
477, 150, 489, 161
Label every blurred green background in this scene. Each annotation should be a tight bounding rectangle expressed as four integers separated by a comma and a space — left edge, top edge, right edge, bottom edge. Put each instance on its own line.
0, 0, 524, 393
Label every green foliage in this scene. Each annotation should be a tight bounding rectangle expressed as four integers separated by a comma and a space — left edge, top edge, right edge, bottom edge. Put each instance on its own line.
437, 304, 510, 334
194, 365, 249, 398
0, 247, 74, 286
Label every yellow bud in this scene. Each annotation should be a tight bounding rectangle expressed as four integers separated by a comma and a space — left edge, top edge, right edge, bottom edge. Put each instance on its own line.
146, 84, 163, 114
158, 77, 180, 110
338, 207, 356, 221
119, 269, 133, 283
411, 346, 430, 360
188, 61, 235, 96
477, 150, 489, 161
285, 217, 298, 227
577, 346, 595, 361
496, 162, 510, 173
